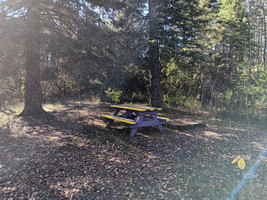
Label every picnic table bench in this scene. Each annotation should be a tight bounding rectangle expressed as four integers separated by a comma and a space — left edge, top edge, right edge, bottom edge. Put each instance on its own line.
102, 104, 170, 137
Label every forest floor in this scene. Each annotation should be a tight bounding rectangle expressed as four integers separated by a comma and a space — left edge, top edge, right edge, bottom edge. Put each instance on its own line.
0, 101, 266, 200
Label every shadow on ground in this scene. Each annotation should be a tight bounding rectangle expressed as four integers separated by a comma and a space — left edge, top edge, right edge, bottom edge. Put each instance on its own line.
0, 102, 266, 199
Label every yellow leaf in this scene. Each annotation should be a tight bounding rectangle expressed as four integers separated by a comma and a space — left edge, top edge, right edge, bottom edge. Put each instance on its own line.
238, 158, 246, 170
232, 156, 241, 164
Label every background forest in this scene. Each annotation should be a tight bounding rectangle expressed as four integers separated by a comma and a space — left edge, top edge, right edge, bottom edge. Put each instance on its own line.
0, 0, 266, 124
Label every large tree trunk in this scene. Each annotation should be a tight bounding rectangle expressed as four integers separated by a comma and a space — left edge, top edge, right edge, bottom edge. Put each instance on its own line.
148, 0, 163, 108
20, 0, 45, 116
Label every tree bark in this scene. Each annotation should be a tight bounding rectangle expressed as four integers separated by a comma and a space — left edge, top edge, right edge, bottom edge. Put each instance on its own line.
20, 0, 45, 116
263, 2, 266, 70
148, 0, 163, 108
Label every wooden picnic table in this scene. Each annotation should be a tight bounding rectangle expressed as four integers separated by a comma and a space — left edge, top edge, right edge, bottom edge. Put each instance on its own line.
102, 104, 169, 137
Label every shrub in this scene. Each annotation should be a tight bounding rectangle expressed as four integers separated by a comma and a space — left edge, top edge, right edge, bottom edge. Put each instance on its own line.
105, 87, 123, 103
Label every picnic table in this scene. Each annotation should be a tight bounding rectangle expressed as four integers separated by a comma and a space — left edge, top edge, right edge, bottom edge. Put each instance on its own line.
102, 104, 169, 137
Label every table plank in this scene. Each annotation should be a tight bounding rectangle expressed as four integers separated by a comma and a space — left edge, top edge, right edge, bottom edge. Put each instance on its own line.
102, 115, 137, 125
110, 104, 162, 112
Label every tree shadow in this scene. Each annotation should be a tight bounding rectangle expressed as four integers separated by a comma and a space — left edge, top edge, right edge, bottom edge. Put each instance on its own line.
0, 127, 49, 183
0, 111, 123, 199
110, 120, 265, 169
1, 102, 266, 199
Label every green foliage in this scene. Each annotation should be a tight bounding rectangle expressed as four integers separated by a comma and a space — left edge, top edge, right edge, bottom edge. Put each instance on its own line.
166, 91, 201, 110
158, 0, 205, 63
168, 91, 187, 107
121, 66, 150, 103
131, 92, 148, 103
0, 0, 266, 120
90, 92, 101, 102
20, 77, 25, 96
105, 87, 123, 103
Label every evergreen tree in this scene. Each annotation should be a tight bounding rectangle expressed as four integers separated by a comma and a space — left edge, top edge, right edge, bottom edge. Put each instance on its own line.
0, 0, 129, 115
158, 0, 208, 106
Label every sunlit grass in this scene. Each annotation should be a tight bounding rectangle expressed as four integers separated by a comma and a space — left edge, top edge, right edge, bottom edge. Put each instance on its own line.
0, 104, 23, 123
12, 106, 23, 115
43, 102, 66, 112
0, 115, 13, 123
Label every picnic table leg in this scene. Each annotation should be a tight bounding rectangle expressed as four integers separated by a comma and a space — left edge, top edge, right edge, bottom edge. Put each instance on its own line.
152, 114, 164, 132
106, 109, 120, 128
130, 114, 145, 137
130, 128, 138, 137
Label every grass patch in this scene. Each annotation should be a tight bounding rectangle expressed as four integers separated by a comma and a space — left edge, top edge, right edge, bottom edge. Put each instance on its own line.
0, 104, 23, 127
43, 103, 66, 112
0, 115, 13, 123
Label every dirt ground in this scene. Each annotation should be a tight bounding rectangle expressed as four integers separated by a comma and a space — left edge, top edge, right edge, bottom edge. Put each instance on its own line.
0, 101, 266, 199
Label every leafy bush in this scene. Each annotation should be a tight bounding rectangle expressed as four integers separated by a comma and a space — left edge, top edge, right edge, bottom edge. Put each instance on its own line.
105, 87, 123, 103
131, 91, 148, 103
166, 91, 201, 109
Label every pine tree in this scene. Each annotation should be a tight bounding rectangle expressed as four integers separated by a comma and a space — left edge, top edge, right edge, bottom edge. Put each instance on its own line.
0, 0, 128, 115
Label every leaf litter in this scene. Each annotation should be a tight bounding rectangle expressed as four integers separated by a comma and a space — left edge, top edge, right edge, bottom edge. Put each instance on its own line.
0, 101, 266, 199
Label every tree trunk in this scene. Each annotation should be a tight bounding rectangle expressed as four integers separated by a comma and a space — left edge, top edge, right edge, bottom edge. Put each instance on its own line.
263, 2, 266, 70
148, 0, 163, 108
20, 0, 45, 116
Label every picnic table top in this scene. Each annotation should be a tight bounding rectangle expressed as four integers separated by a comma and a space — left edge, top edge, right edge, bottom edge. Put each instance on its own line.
110, 104, 162, 112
